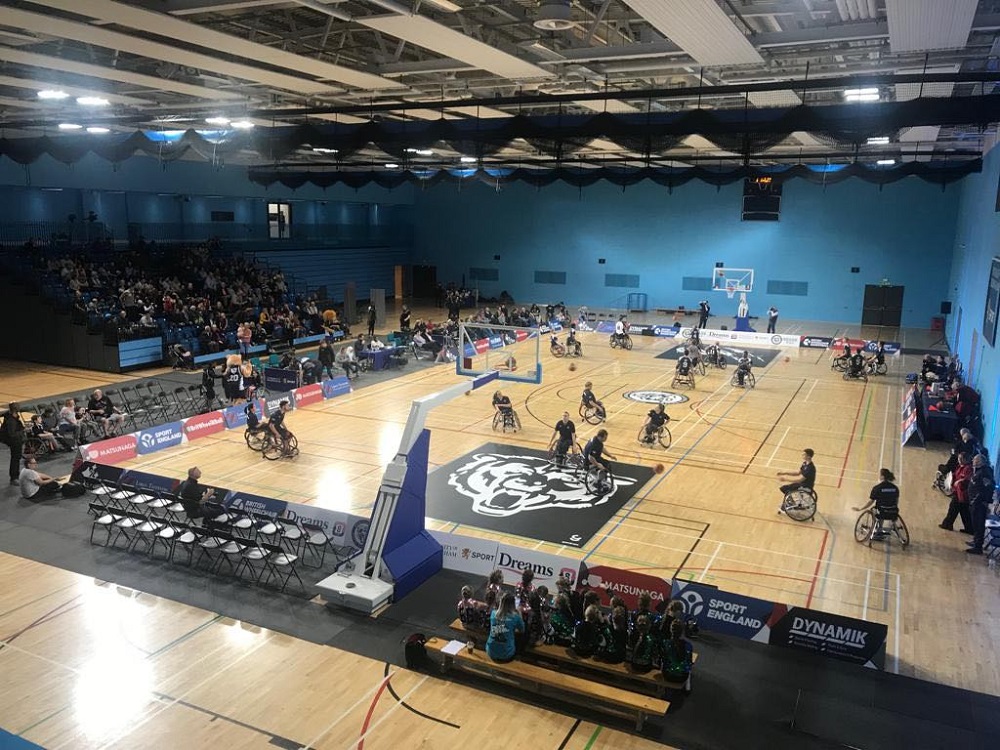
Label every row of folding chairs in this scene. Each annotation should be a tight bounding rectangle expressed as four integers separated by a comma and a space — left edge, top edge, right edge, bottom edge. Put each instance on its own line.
86, 480, 355, 584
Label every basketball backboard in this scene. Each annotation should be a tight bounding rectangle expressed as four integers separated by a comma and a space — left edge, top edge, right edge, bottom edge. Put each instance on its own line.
456, 322, 542, 385
711, 267, 754, 298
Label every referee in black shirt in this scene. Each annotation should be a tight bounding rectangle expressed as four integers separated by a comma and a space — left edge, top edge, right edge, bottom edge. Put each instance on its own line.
853, 468, 900, 539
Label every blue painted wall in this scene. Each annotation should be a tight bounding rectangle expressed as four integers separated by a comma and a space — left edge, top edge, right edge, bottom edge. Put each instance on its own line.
412, 177, 959, 327
948, 143, 1000, 458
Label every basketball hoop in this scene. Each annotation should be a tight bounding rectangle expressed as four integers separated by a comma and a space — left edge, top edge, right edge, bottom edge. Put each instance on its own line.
725, 281, 737, 300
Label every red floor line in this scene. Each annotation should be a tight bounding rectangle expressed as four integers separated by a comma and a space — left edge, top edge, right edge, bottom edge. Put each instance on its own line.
624, 565, 813, 584
805, 529, 830, 608
837, 382, 868, 488
357, 673, 393, 750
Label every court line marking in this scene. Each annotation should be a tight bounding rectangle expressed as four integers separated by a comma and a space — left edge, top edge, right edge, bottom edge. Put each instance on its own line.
837, 381, 869, 489
765, 426, 790, 467
699, 542, 723, 582
805, 528, 830, 608
583, 724, 603, 750
803, 378, 819, 403
341, 676, 429, 750
742, 380, 806, 473
294, 666, 393, 750
557, 718, 582, 750
353, 672, 393, 750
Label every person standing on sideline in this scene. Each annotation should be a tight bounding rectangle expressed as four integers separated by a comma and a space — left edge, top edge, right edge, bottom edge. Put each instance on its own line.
940, 452, 973, 533
367, 304, 377, 337
965, 454, 995, 555
19, 456, 60, 499
2, 403, 26, 485
767, 306, 779, 334
698, 300, 710, 329
237, 322, 253, 361
317, 339, 337, 380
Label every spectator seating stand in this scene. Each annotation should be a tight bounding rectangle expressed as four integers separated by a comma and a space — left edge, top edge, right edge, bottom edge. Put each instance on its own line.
425, 636, 669, 731
450, 618, 696, 698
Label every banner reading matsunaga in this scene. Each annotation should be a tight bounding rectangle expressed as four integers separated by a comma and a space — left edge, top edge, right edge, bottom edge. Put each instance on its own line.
79, 434, 137, 464
768, 606, 888, 669
578, 562, 672, 610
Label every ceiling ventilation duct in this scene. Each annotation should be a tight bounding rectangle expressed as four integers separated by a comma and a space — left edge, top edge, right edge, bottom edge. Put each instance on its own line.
534, 1, 574, 31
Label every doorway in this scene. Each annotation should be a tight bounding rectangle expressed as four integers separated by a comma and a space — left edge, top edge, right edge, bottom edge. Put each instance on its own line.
267, 202, 291, 239
861, 284, 904, 327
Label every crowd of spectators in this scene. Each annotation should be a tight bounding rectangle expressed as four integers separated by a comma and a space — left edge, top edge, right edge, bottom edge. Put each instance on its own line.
456, 569, 695, 692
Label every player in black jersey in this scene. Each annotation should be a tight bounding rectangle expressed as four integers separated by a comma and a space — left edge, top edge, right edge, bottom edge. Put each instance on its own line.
641, 403, 670, 443
268, 400, 294, 457
580, 381, 606, 421
548, 412, 578, 462
853, 468, 900, 539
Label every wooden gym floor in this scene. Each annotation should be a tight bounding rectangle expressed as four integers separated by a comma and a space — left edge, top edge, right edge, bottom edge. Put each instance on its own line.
0, 309, 994, 748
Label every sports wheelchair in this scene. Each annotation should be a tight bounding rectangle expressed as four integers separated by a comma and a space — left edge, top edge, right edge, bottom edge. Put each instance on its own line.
671, 369, 696, 390
854, 508, 909, 548
831, 354, 849, 372
609, 333, 633, 350
260, 431, 299, 460
245, 421, 269, 451
866, 359, 888, 376
584, 463, 616, 496
705, 345, 728, 370
549, 440, 585, 474
843, 367, 868, 383
731, 369, 755, 389
492, 407, 521, 433
637, 422, 672, 449
779, 486, 818, 522
579, 402, 606, 425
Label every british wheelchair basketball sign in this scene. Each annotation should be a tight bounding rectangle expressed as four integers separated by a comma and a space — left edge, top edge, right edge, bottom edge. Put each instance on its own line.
623, 390, 689, 405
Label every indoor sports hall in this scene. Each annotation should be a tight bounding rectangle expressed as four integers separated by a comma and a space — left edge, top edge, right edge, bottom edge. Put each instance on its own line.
2, 3, 1000, 750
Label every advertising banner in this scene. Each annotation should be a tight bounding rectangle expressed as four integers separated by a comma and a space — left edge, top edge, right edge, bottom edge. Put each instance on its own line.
799, 336, 833, 349
901, 385, 924, 447
136, 422, 184, 455
182, 410, 226, 440
292, 383, 324, 408
488, 335, 504, 349
578, 563, 672, 610
679, 327, 800, 348
222, 403, 249, 429
257, 394, 295, 420
264, 367, 300, 393
494, 543, 579, 589
120, 468, 184, 496
862, 340, 901, 354
474, 338, 490, 354
79, 434, 137, 464
321, 376, 352, 399
515, 330, 528, 342
672, 580, 785, 642
431, 530, 501, 577
768, 606, 888, 669
831, 337, 866, 352
73, 460, 124, 485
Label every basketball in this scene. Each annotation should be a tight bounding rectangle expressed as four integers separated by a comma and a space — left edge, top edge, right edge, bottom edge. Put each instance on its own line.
784, 356, 791, 363
569, 362, 577, 371
465, 391, 471, 396
654, 463, 664, 474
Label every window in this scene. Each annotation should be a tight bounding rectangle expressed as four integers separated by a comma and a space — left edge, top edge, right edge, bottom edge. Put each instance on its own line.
210, 210, 235, 222
605, 274, 639, 288
766, 280, 809, 296
267, 202, 291, 239
682, 276, 713, 291
469, 267, 499, 281
534, 271, 567, 285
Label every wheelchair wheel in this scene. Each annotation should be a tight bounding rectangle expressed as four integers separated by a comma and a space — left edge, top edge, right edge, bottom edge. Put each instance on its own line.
717, 356, 728, 370
551, 344, 565, 358
579, 404, 603, 425
262, 437, 282, 461
585, 467, 614, 496
695, 359, 706, 376
854, 510, 875, 544
657, 425, 672, 448
745, 372, 756, 389
832, 356, 848, 372
893, 517, 910, 547
491, 411, 502, 432
245, 428, 267, 451
609, 335, 619, 349
23, 436, 44, 457
782, 488, 817, 521
874, 361, 887, 376
622, 334, 633, 351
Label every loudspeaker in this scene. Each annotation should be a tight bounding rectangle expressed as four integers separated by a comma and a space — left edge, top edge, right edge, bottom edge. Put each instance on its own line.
941, 301, 952, 315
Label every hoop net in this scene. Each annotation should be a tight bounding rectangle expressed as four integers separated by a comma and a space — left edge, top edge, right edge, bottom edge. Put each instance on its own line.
725, 281, 737, 299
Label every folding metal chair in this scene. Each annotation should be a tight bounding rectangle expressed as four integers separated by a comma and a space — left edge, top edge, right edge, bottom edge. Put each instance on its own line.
279, 520, 304, 556
301, 524, 330, 569
262, 550, 304, 593
90, 508, 124, 546
118, 387, 149, 427
234, 543, 271, 584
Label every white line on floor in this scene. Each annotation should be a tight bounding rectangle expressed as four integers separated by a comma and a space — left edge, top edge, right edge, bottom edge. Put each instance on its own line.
765, 426, 790, 467
862, 568, 872, 620
893, 573, 902, 674
699, 541, 724, 581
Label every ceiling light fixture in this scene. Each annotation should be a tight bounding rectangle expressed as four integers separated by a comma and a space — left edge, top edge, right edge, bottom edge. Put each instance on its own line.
385, 163, 400, 168
421, 0, 462, 12
57, 123, 82, 130
844, 87, 879, 102
76, 96, 109, 106
405, 148, 434, 156
460, 156, 477, 163
86, 126, 110, 134
876, 159, 895, 166
312, 147, 338, 154
38, 89, 69, 100
867, 136, 890, 145
205, 117, 230, 125
534, 1, 574, 31
230, 120, 255, 129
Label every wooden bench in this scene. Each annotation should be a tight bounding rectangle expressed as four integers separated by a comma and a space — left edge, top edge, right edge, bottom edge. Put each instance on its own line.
450, 619, 695, 697
426, 637, 669, 730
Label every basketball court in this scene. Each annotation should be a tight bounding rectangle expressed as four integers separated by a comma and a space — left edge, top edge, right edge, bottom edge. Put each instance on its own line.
0, 276, 997, 747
